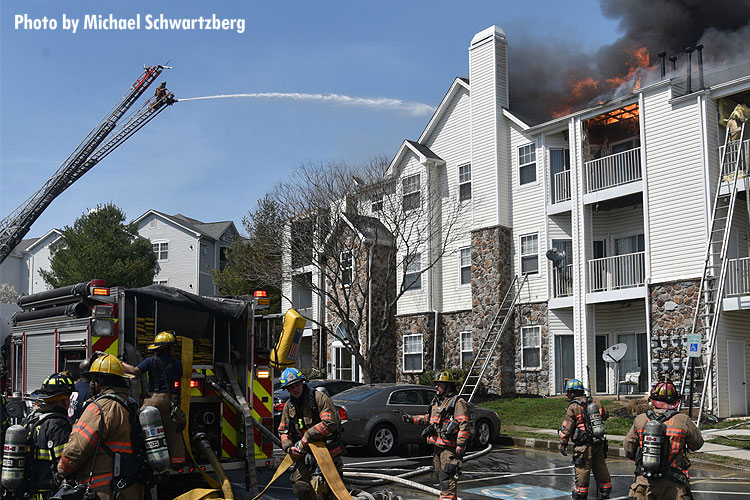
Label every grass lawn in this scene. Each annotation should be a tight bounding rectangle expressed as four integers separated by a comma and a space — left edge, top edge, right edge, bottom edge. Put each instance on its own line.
479, 396, 635, 435
707, 435, 750, 450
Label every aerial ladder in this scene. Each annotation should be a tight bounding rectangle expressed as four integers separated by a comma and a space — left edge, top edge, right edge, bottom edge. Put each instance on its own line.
459, 274, 528, 402
0, 64, 176, 264
679, 122, 747, 427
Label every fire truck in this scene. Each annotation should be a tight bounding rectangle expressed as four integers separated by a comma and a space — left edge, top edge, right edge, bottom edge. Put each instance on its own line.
9, 280, 277, 486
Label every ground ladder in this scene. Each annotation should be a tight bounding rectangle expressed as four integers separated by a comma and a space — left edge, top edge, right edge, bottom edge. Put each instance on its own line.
679, 122, 747, 427
459, 274, 528, 402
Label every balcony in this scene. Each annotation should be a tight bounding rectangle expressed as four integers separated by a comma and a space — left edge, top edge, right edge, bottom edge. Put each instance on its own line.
553, 170, 571, 204
553, 264, 574, 298
584, 147, 642, 195
587, 252, 646, 303
723, 257, 750, 310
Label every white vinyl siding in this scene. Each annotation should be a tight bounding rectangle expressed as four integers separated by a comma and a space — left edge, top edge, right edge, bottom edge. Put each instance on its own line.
641, 88, 706, 282
138, 215, 199, 293
403, 334, 424, 373
715, 311, 750, 418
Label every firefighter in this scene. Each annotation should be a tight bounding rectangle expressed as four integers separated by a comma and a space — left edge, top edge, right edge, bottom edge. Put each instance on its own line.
122, 330, 186, 468
69, 359, 92, 422
402, 371, 471, 500
21, 372, 74, 500
558, 378, 612, 500
58, 353, 144, 500
624, 380, 704, 500
277, 367, 344, 500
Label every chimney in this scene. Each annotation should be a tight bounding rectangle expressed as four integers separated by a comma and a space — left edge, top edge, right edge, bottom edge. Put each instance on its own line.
469, 26, 509, 108
685, 46, 694, 93
695, 44, 705, 90
658, 51, 667, 79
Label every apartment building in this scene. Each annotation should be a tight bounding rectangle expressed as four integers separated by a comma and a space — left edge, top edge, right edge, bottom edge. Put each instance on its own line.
281, 26, 750, 417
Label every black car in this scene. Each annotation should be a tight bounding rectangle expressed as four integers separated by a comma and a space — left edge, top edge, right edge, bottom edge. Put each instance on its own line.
332, 383, 501, 455
272, 379, 363, 431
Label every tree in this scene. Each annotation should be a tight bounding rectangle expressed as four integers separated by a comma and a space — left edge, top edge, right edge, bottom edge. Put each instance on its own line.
40, 203, 157, 288
0, 283, 19, 304
233, 156, 468, 383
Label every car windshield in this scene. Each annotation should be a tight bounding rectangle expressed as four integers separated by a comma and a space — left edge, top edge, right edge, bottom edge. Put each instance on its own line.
332, 385, 380, 402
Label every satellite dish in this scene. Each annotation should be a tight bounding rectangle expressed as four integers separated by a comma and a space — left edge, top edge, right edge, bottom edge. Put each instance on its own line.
545, 248, 566, 269
602, 343, 628, 363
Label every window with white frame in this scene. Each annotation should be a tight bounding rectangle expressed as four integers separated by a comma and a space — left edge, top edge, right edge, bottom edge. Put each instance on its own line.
152, 241, 169, 261
340, 251, 353, 285
459, 247, 471, 285
518, 143, 536, 185
403, 253, 422, 291
521, 326, 542, 369
402, 174, 421, 211
403, 334, 423, 372
153, 279, 168, 285
460, 331, 473, 367
371, 196, 384, 213
293, 272, 313, 309
520, 234, 539, 274
458, 164, 471, 201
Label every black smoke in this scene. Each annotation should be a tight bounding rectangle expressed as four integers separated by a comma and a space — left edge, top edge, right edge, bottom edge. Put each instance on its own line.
508, 0, 750, 125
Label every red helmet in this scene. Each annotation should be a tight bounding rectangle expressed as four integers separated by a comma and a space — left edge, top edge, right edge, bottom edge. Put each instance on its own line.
650, 380, 680, 409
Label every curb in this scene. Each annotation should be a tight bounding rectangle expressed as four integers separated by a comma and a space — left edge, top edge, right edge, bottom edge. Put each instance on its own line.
498, 435, 628, 458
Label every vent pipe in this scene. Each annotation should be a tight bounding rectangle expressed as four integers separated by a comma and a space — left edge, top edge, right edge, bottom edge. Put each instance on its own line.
695, 44, 705, 90
669, 55, 678, 75
658, 52, 667, 78
685, 46, 694, 93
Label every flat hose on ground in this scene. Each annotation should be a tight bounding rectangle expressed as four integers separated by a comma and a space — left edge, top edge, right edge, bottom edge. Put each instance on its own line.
194, 432, 234, 499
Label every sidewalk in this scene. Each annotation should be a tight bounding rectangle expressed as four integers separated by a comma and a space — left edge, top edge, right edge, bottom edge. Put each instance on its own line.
500, 424, 750, 462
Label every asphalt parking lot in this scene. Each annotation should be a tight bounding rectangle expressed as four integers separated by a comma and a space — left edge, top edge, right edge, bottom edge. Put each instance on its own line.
229, 445, 750, 500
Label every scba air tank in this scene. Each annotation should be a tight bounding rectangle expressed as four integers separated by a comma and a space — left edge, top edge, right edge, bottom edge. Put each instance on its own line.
1, 424, 29, 491
586, 402, 606, 439
642, 419, 665, 473
139, 405, 169, 473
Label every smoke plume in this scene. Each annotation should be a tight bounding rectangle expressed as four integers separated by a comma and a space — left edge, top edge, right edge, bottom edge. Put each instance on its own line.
509, 0, 750, 124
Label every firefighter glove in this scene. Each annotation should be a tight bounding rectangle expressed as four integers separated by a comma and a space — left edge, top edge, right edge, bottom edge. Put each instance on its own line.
559, 443, 568, 456
402, 414, 412, 424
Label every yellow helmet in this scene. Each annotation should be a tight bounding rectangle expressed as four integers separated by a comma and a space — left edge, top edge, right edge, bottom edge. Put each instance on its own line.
147, 331, 177, 351
88, 353, 134, 379
434, 370, 457, 384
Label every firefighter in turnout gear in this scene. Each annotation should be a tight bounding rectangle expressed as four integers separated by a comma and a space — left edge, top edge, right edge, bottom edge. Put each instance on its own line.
402, 371, 471, 500
122, 330, 186, 468
57, 353, 145, 500
624, 380, 704, 500
12, 373, 74, 500
277, 367, 344, 500
559, 378, 612, 499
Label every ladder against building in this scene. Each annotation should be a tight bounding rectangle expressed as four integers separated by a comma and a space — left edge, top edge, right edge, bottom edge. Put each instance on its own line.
679, 122, 747, 427
459, 274, 528, 402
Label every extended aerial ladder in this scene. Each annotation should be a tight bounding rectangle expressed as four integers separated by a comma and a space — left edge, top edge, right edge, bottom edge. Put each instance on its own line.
0, 65, 175, 264
459, 274, 528, 402
679, 122, 747, 427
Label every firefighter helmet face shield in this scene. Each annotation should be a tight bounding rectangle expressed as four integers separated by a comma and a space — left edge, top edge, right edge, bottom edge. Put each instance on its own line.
280, 367, 306, 388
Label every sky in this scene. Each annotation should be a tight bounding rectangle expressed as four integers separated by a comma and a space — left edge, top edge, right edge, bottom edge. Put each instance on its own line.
0, 0, 620, 240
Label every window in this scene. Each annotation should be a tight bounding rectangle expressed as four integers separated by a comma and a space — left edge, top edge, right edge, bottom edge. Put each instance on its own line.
458, 164, 471, 201
334, 320, 354, 341
614, 234, 645, 255
403, 253, 422, 291
460, 331, 473, 368
520, 234, 539, 274
518, 143, 537, 185
153, 279, 168, 285
291, 218, 314, 268
389, 389, 422, 405
403, 334, 423, 372
293, 273, 313, 309
371, 196, 384, 213
593, 240, 607, 259
152, 242, 168, 261
521, 326, 542, 369
459, 247, 471, 285
200, 244, 208, 256
402, 174, 421, 211
340, 251, 353, 285
219, 247, 229, 272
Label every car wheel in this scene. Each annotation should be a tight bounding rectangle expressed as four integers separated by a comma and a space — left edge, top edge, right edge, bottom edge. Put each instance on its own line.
474, 419, 493, 448
369, 423, 397, 455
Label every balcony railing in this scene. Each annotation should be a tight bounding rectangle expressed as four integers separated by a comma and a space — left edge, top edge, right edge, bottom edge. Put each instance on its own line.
726, 257, 750, 297
719, 139, 749, 178
585, 147, 642, 193
588, 251, 645, 293
553, 264, 574, 297
553, 170, 571, 203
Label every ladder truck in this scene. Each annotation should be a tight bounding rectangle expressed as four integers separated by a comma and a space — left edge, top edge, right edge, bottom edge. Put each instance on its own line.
0, 64, 176, 264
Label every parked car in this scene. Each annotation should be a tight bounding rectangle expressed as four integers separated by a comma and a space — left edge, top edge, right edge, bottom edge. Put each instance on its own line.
331, 383, 501, 455
272, 379, 363, 431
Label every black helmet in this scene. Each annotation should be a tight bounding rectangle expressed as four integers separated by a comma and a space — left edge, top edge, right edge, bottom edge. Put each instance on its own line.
31, 372, 75, 400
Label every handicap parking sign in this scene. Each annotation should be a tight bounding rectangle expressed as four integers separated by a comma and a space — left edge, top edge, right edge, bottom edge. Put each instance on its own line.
686, 333, 702, 358
465, 483, 569, 500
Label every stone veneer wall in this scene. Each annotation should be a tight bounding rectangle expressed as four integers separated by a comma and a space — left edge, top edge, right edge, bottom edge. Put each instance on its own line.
395, 313, 436, 383
441, 310, 474, 369
514, 302, 549, 394
470, 225, 513, 395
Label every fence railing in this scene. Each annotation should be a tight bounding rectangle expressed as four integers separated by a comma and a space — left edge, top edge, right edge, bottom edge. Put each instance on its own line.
726, 257, 750, 297
553, 264, 574, 297
585, 147, 642, 193
553, 170, 571, 203
588, 251, 646, 293
719, 139, 749, 178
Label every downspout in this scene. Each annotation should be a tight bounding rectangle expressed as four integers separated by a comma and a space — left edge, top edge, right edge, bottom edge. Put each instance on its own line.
639, 91, 653, 392
367, 241, 373, 383
426, 160, 439, 371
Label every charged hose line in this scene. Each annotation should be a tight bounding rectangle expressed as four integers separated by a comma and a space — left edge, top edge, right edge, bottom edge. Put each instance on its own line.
343, 472, 443, 497
195, 433, 234, 500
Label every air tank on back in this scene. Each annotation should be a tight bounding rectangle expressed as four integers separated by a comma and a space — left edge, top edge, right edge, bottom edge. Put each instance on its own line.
2, 424, 29, 491
139, 405, 169, 473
